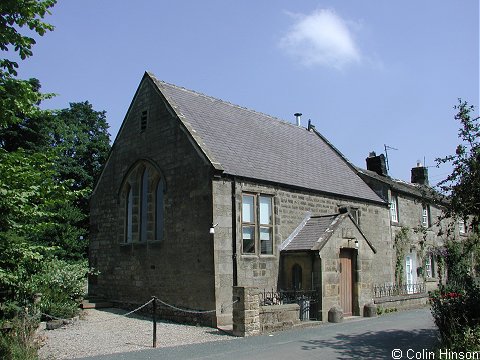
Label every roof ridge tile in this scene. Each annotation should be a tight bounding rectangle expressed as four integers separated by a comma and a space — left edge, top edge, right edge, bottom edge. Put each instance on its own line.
150, 74, 306, 131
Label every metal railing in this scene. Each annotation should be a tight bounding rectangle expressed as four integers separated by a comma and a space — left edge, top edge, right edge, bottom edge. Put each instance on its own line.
373, 283, 426, 298
258, 289, 318, 321
259, 288, 318, 306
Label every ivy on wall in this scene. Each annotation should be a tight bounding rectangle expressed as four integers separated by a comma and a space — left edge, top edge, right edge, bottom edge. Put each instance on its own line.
413, 225, 428, 280
394, 226, 411, 285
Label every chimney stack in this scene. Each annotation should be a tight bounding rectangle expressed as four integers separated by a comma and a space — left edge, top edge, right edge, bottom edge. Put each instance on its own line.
411, 161, 429, 185
366, 151, 388, 176
294, 113, 302, 127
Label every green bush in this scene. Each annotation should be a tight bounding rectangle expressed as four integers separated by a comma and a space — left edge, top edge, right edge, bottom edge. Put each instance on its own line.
430, 276, 480, 350
20, 258, 89, 319
0, 333, 38, 360
0, 312, 40, 360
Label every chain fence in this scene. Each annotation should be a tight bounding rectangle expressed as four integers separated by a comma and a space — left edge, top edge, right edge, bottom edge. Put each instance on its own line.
39, 296, 238, 348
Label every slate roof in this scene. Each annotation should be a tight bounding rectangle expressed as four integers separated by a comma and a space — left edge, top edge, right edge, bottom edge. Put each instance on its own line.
148, 73, 384, 204
280, 212, 376, 253
356, 167, 444, 203
282, 214, 340, 252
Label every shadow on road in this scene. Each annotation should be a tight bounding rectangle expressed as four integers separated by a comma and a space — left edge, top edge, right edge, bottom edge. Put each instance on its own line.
300, 328, 439, 358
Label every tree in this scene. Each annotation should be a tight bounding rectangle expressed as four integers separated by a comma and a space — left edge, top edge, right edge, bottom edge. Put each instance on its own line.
436, 99, 480, 234
429, 100, 480, 351
0, 2, 94, 346
0, 101, 110, 258
0, 0, 57, 128
0, 102, 111, 191
52, 102, 110, 193
0, 149, 76, 315
0, 102, 111, 258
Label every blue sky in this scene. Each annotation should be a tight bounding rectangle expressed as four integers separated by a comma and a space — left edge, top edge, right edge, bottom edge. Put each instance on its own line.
16, 0, 479, 183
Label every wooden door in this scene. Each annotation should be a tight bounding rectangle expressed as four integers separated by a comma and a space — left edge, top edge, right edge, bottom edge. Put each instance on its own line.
340, 249, 353, 316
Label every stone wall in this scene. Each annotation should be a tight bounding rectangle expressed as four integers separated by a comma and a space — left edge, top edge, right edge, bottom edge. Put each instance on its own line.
232, 287, 260, 336
374, 293, 429, 311
232, 180, 392, 287
212, 179, 235, 326
390, 190, 446, 285
89, 77, 218, 326
232, 287, 300, 336
259, 304, 300, 333
213, 178, 392, 325
319, 218, 376, 320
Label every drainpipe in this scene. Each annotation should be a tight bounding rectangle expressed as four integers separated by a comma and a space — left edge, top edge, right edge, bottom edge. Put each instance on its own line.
232, 178, 238, 286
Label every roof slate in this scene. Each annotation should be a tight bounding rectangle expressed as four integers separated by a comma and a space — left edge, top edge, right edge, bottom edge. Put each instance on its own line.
149, 73, 384, 204
356, 167, 443, 202
282, 215, 340, 251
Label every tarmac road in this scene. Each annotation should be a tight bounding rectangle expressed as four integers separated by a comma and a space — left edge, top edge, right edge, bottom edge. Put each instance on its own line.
78, 308, 438, 360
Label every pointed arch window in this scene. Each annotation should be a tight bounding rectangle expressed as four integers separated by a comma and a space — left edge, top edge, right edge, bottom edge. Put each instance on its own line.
125, 186, 133, 243
155, 180, 165, 240
120, 161, 165, 244
140, 168, 149, 241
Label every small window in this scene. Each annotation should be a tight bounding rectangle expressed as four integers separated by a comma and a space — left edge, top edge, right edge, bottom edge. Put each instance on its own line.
140, 110, 148, 132
390, 195, 398, 223
422, 205, 430, 228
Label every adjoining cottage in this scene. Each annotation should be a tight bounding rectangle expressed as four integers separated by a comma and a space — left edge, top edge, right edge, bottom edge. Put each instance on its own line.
357, 152, 465, 299
90, 72, 435, 327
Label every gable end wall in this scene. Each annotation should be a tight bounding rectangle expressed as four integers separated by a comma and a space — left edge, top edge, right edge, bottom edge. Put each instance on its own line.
89, 78, 216, 325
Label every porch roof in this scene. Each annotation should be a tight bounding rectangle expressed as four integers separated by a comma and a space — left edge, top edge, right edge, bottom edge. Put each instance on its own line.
281, 214, 340, 252
280, 212, 376, 253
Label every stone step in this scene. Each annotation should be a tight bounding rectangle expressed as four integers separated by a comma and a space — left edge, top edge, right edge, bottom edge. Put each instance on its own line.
81, 299, 114, 309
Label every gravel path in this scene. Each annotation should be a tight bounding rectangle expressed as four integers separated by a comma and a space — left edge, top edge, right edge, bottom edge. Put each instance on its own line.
37, 308, 236, 359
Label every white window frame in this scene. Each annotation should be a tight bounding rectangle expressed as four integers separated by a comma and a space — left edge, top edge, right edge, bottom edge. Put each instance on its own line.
241, 193, 274, 255
422, 206, 429, 228
259, 195, 273, 255
405, 255, 414, 294
425, 256, 432, 278
390, 195, 398, 223
241, 194, 256, 254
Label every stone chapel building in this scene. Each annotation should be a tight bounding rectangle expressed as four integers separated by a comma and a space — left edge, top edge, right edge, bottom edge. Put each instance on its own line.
89, 72, 444, 326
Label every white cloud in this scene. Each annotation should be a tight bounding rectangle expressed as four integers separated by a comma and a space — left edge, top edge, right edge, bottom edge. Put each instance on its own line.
279, 9, 362, 69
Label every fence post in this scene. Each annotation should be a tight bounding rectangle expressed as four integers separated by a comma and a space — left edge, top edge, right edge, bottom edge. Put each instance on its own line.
152, 296, 157, 348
